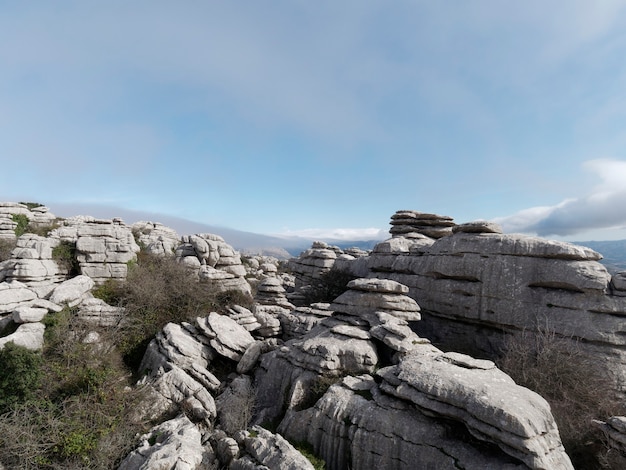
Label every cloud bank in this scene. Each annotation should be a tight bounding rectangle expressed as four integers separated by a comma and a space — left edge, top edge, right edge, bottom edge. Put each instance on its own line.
496, 159, 626, 237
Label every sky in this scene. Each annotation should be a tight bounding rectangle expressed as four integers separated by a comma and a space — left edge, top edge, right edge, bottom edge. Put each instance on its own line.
2, 1, 626, 242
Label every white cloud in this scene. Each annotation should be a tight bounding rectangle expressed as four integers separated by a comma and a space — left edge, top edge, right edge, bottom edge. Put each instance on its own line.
496, 159, 626, 237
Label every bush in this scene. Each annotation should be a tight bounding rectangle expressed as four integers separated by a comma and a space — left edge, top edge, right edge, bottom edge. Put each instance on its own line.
52, 240, 81, 277
109, 253, 250, 369
301, 268, 357, 305
0, 343, 42, 413
0, 238, 16, 262
0, 308, 148, 469
11, 213, 29, 237
498, 327, 626, 469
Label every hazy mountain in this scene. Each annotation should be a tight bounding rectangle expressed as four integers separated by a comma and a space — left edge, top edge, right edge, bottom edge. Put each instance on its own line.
50, 203, 386, 259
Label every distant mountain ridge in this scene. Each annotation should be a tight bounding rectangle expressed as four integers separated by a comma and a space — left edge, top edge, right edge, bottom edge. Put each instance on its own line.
49, 202, 387, 259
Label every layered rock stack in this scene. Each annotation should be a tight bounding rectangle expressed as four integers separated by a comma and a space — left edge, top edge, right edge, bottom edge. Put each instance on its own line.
258, 278, 573, 470
0, 202, 57, 240
357, 213, 626, 394
50, 216, 140, 284
288, 241, 341, 292
389, 210, 456, 238
254, 277, 294, 310
131, 221, 180, 256
0, 235, 65, 297
176, 234, 251, 295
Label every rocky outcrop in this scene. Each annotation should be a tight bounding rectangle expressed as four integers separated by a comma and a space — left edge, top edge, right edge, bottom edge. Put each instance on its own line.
131, 221, 180, 256
50, 216, 140, 283
255, 277, 294, 310
176, 234, 251, 295
334, 212, 626, 394
0, 203, 56, 240
289, 241, 340, 293
389, 210, 456, 238
0, 235, 65, 296
260, 278, 572, 469
231, 426, 315, 470
118, 414, 212, 470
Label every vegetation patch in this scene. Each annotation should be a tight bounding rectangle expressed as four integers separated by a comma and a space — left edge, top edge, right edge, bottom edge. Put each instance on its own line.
52, 240, 81, 276
293, 440, 326, 470
11, 213, 30, 237
498, 327, 626, 469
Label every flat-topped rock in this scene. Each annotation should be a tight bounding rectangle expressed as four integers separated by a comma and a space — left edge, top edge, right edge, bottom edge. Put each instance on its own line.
453, 220, 503, 234
378, 351, 573, 469
347, 278, 409, 294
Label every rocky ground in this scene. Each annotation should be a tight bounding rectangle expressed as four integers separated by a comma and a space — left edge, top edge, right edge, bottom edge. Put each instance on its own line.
1, 202, 625, 469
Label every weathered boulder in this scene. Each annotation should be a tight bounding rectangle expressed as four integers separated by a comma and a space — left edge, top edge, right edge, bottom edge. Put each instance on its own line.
231, 426, 315, 470
176, 233, 251, 295
278, 303, 332, 340
118, 414, 211, 470
50, 216, 140, 283
280, 375, 527, 470
197, 312, 256, 362
0, 322, 45, 350
76, 297, 124, 327
378, 351, 572, 469
255, 276, 294, 310
131, 221, 180, 256
0, 280, 38, 314
48, 275, 94, 307
288, 241, 341, 296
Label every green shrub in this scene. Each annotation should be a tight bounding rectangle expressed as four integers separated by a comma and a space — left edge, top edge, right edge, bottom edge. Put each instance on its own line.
19, 201, 44, 210
11, 213, 29, 237
0, 343, 42, 413
293, 441, 326, 470
52, 240, 81, 276
112, 253, 249, 369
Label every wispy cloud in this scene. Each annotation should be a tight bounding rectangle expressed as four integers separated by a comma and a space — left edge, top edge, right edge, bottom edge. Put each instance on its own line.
496, 159, 626, 236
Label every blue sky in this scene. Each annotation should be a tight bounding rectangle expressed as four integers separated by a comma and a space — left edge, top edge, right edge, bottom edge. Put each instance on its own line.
2, 1, 626, 241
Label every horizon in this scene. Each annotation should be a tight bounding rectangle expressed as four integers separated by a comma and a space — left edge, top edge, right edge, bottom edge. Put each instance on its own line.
3, 2, 626, 242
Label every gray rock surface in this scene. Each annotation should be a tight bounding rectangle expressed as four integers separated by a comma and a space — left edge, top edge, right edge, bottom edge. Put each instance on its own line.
50, 216, 140, 283
232, 426, 315, 470
176, 233, 251, 295
0, 322, 45, 350
118, 414, 210, 470
354, 211, 626, 393
131, 221, 180, 256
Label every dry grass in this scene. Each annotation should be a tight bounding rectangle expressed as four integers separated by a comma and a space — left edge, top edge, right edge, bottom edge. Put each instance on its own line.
498, 327, 626, 469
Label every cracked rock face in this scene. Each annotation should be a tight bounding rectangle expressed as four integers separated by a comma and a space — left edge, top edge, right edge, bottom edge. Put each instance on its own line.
131, 221, 180, 256
176, 233, 251, 295
352, 211, 626, 393
118, 414, 210, 470
50, 216, 140, 284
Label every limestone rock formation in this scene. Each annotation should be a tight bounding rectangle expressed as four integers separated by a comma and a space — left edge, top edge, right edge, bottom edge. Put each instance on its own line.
50, 216, 140, 283
0, 202, 56, 241
131, 221, 180, 256
232, 426, 315, 470
176, 233, 251, 295
118, 414, 211, 470
289, 241, 340, 293
255, 276, 294, 310
389, 210, 456, 238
